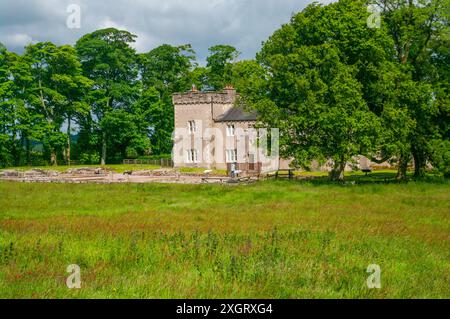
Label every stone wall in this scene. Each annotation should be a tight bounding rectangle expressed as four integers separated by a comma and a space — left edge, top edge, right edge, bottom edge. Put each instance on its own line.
173, 88, 251, 170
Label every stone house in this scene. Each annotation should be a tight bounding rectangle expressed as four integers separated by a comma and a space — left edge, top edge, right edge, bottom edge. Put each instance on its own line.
172, 86, 391, 173
172, 86, 282, 172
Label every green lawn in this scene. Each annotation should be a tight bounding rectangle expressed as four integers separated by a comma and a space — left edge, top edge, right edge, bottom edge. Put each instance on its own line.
0, 179, 448, 298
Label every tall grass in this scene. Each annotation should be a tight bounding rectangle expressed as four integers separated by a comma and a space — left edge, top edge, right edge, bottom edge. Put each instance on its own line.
0, 180, 448, 298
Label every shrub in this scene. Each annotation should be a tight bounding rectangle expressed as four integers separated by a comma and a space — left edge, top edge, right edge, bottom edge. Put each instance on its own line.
79, 153, 100, 165
137, 154, 172, 161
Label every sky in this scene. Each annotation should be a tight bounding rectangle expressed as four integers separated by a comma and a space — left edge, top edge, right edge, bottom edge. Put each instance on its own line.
0, 0, 334, 63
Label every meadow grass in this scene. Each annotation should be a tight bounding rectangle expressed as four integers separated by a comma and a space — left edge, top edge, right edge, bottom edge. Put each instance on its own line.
0, 179, 448, 299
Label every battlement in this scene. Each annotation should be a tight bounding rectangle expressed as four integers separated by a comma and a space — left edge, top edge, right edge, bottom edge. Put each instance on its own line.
173, 86, 237, 105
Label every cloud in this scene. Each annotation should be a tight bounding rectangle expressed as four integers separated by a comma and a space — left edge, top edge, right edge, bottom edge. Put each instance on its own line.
0, 0, 333, 62
1, 33, 34, 48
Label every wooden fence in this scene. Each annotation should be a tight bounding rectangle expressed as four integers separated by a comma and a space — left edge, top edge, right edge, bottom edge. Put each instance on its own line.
266, 169, 296, 180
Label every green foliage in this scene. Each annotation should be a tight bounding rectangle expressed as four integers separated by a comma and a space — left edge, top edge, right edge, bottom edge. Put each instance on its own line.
18, 42, 94, 166
242, 0, 449, 180
101, 108, 150, 158
1, 44, 41, 167
0, 43, 12, 167
76, 28, 141, 164
206, 45, 240, 90
79, 152, 100, 165
229, 60, 266, 97
137, 154, 172, 160
140, 44, 196, 95
252, 1, 385, 180
138, 44, 197, 155
0, 2, 448, 177
373, 0, 450, 178
2, 29, 197, 167
429, 139, 450, 177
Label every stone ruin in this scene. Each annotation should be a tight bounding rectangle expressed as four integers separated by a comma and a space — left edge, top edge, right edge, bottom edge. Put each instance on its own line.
0, 167, 244, 185
130, 169, 177, 177
66, 167, 110, 175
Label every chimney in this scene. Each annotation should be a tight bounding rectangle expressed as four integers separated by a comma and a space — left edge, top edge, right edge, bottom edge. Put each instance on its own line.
224, 84, 236, 97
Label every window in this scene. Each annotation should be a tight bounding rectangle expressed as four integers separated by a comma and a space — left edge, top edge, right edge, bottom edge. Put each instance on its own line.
226, 124, 235, 137
186, 149, 198, 163
226, 149, 237, 163
188, 121, 196, 134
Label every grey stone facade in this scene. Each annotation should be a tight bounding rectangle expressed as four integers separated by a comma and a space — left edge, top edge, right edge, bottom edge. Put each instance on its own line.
172, 87, 391, 173
172, 86, 265, 171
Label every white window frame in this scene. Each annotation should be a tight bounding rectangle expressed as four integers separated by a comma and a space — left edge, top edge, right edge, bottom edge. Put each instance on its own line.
226, 149, 237, 163
193, 149, 198, 163
226, 124, 235, 137
186, 149, 199, 163
186, 150, 191, 163
188, 121, 196, 134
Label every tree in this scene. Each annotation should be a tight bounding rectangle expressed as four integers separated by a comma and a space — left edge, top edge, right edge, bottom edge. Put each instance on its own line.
44, 44, 93, 164
245, 0, 448, 180
76, 28, 140, 164
101, 108, 150, 159
427, 19, 450, 177
252, 1, 386, 180
229, 60, 266, 97
140, 44, 196, 96
189, 66, 209, 92
374, 0, 449, 178
0, 43, 13, 167
206, 45, 240, 90
23, 42, 68, 165
1, 49, 37, 166
134, 87, 169, 155
23, 42, 91, 166
139, 44, 197, 154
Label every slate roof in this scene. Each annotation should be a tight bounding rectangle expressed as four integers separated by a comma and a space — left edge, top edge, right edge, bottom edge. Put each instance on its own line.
214, 106, 258, 122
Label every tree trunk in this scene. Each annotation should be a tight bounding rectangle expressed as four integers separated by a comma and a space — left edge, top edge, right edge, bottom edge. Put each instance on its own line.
100, 97, 111, 166
412, 148, 426, 179
50, 149, 57, 166
66, 116, 71, 165
101, 131, 107, 166
12, 128, 19, 167
396, 153, 409, 180
26, 137, 31, 166
329, 159, 346, 181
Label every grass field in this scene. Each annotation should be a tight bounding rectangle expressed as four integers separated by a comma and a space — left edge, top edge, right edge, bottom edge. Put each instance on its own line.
0, 178, 448, 298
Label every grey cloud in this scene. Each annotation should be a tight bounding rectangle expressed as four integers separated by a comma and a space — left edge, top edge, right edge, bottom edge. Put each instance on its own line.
0, 0, 332, 62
